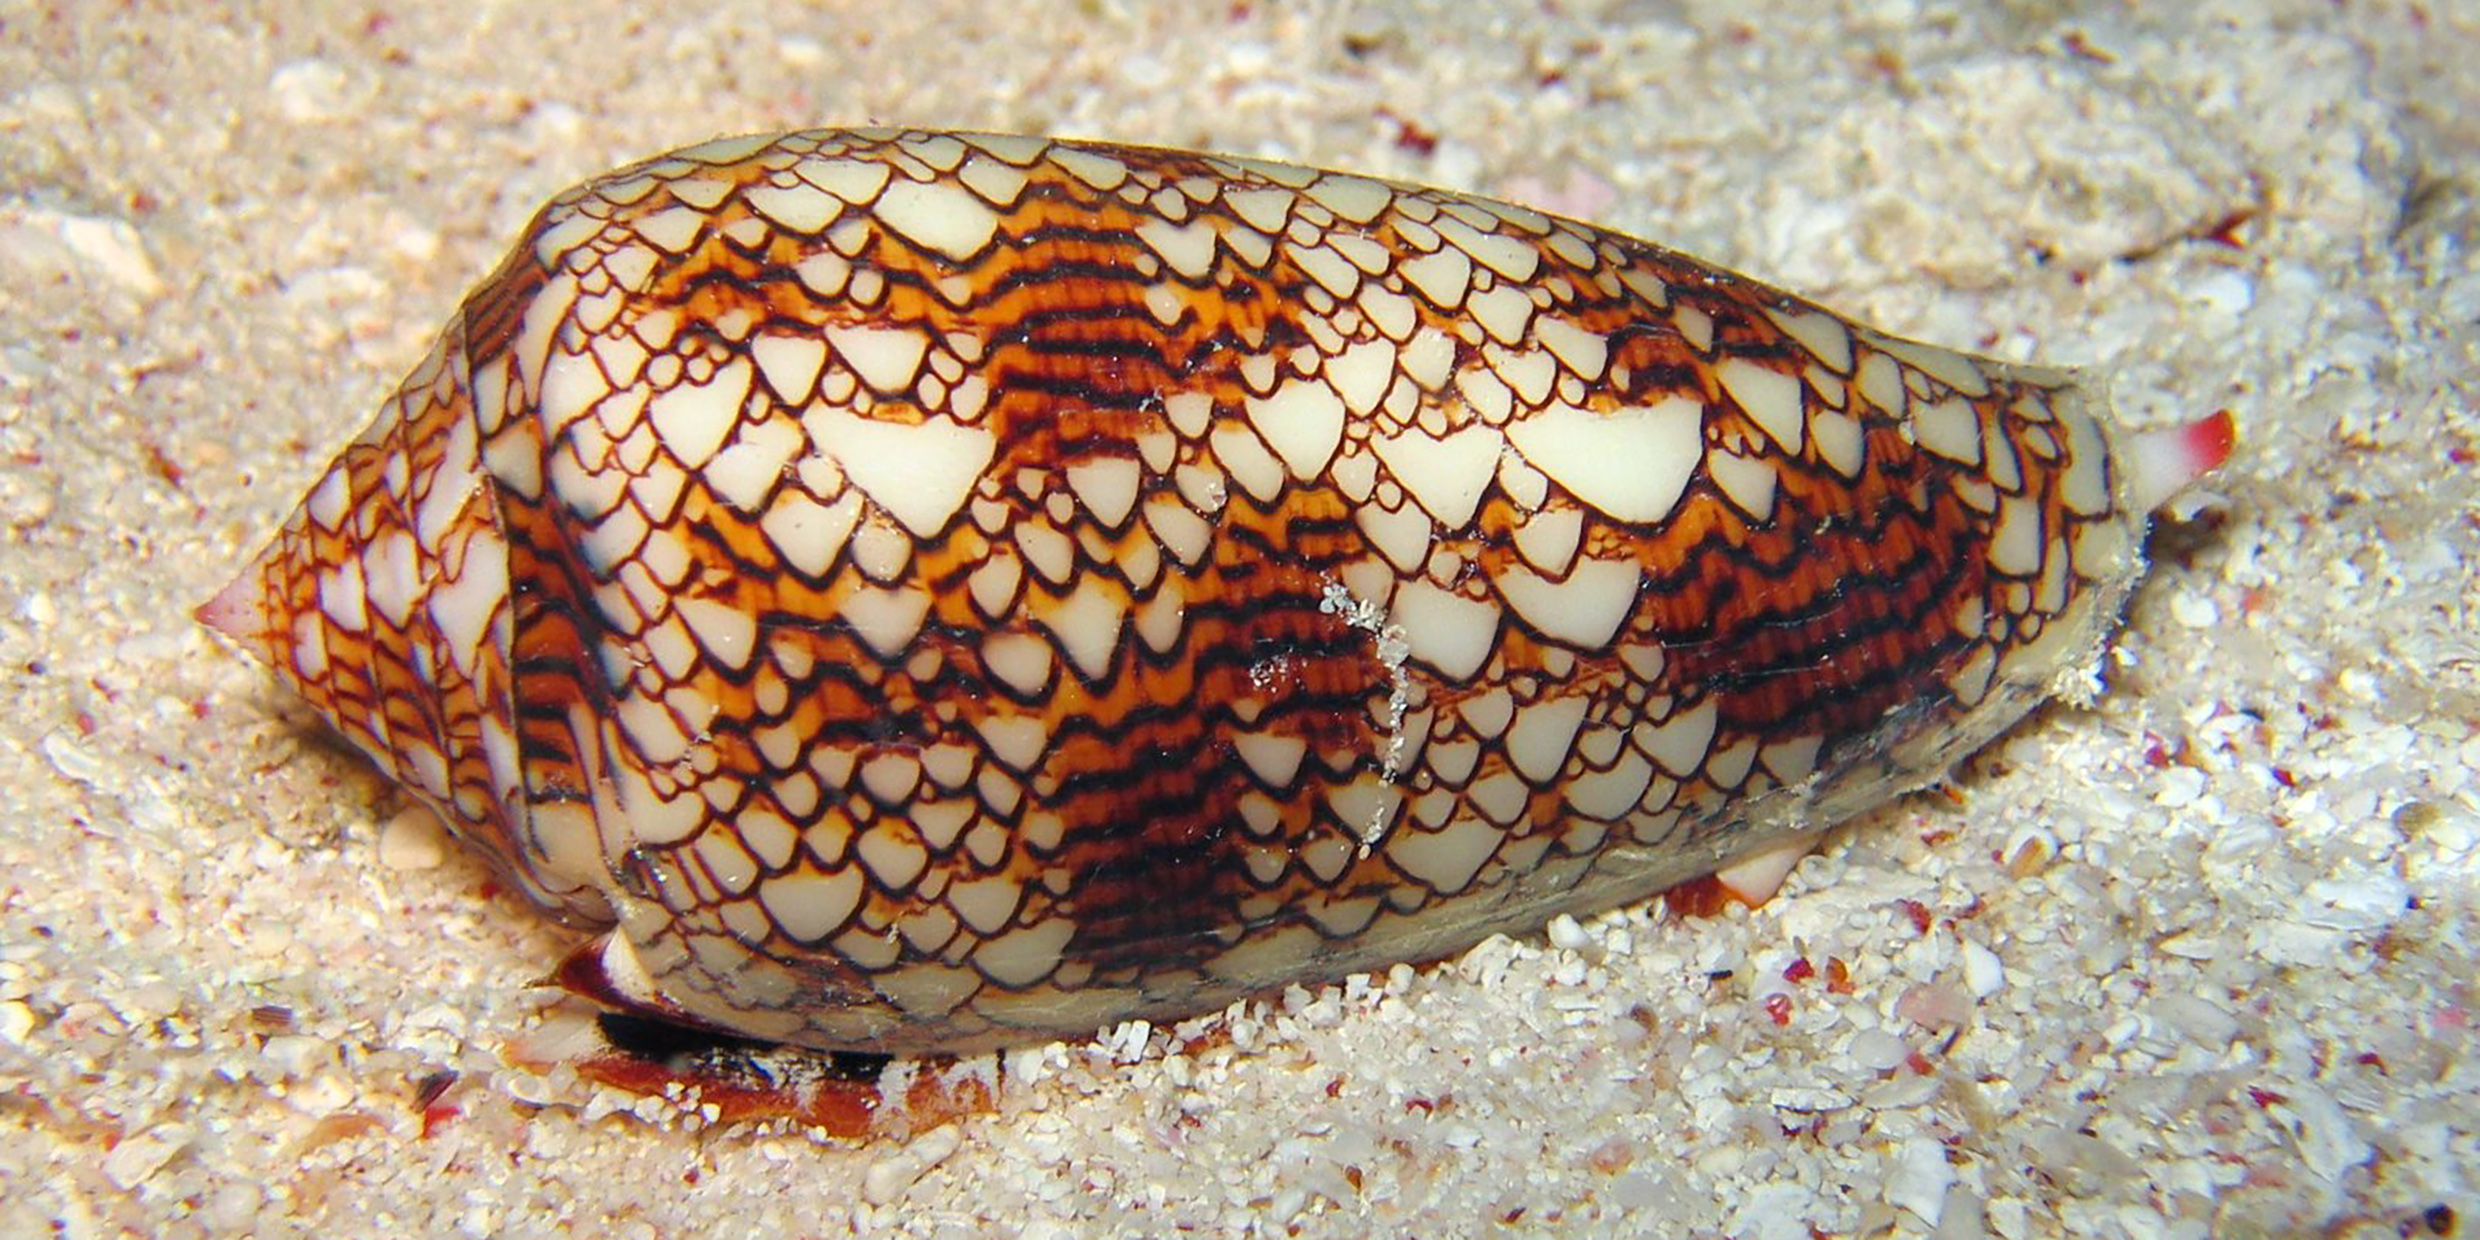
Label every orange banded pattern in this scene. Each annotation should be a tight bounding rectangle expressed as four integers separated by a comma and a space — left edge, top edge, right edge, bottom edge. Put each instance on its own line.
208, 129, 2172, 1054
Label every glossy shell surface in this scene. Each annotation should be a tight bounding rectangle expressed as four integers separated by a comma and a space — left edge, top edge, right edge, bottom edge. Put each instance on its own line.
209, 128, 2156, 1054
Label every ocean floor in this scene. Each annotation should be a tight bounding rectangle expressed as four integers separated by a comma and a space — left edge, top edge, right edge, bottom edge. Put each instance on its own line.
1, 2, 2475, 1236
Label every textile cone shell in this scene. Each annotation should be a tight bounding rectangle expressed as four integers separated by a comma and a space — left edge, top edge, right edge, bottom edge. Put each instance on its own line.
207, 129, 2224, 1055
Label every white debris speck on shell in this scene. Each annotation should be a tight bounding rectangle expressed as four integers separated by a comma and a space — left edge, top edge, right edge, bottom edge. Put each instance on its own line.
1318, 578, 1415, 843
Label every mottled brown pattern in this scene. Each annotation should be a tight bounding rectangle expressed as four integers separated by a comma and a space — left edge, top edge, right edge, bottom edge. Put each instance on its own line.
208, 129, 2155, 1054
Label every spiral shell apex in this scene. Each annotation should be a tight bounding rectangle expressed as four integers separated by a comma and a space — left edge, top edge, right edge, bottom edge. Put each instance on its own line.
204, 128, 2228, 1055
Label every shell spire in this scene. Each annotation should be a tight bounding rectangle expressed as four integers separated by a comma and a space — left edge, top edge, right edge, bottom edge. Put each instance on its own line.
201, 309, 612, 923
208, 128, 2230, 1058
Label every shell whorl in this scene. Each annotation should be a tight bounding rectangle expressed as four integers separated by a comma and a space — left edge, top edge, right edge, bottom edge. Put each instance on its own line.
210, 128, 2161, 1054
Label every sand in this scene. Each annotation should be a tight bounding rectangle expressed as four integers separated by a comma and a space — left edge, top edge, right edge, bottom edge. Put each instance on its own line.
1, 1, 2474, 1236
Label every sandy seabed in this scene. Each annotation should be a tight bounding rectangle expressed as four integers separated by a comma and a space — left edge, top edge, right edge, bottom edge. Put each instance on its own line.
2, 2, 2476, 1237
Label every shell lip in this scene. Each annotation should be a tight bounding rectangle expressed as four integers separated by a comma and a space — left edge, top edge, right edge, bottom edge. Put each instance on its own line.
548, 934, 760, 1044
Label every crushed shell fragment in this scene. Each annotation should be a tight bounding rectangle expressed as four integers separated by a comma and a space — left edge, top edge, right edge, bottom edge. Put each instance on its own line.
204, 129, 2231, 1056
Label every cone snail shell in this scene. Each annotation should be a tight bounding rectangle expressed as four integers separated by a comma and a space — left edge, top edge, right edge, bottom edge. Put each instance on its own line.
204, 129, 2232, 1055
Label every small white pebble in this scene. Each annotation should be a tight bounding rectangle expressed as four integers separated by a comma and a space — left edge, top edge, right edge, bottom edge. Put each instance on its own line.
259, 1033, 332, 1081
2169, 591, 2219, 629
378, 806, 448, 870
1099, 1018, 1152, 1062
1431, 140, 1484, 189
1546, 913, 1592, 952
1610, 1167, 1678, 1211
268, 59, 354, 123
41, 730, 106, 786
1960, 940, 2005, 998
3, 83, 82, 122
2185, 268, 2254, 316
2300, 875, 2412, 932
1848, 1027, 1909, 1071
388, 222, 442, 262
57, 212, 165, 298
1883, 1135, 1956, 1226
2001, 824, 2059, 878
246, 920, 295, 956
457, 1204, 501, 1240
2149, 992, 2239, 1047
526, 101, 585, 144
2103, 1012, 2142, 1047
199, 1181, 262, 1233
910, 1124, 962, 1166
0, 455, 55, 523
1769, 1084, 1854, 1113
120, 980, 180, 1022
2153, 766, 2207, 807
1862, 1074, 1940, 1111
1119, 54, 1172, 91
1220, 41, 1272, 76
1989, 1196, 2032, 1239
863, 1125, 961, 1205
1297, 993, 1343, 1027
2269, 1086, 2374, 1182
101, 1123, 191, 1190
0, 999, 34, 1045
1895, 980, 1969, 1029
